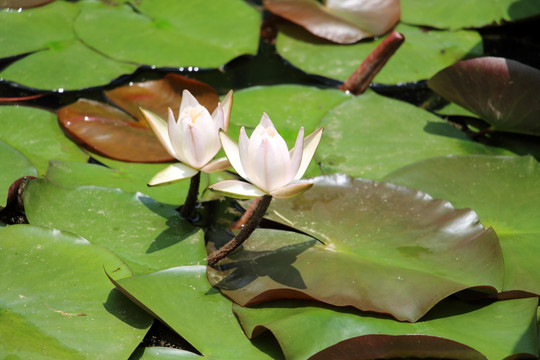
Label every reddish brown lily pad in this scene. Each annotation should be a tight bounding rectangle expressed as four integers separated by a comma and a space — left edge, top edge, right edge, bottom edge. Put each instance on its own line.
206, 174, 504, 322
57, 74, 219, 162
428, 57, 540, 136
264, 0, 400, 44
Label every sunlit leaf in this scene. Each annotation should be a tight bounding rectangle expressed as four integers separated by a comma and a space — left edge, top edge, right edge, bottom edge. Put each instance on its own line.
0, 140, 37, 209
428, 57, 540, 136
275, 23, 482, 83
24, 179, 207, 275
114, 266, 283, 360
57, 74, 219, 162
401, 0, 540, 30
234, 297, 539, 360
206, 174, 504, 322
384, 155, 540, 296
44, 160, 198, 206
316, 90, 513, 180
264, 0, 400, 44
74, 0, 260, 68
130, 347, 204, 360
0, 106, 88, 175
0, 224, 152, 359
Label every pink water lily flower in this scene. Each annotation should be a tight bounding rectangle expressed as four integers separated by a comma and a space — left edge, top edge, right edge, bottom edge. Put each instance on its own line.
210, 113, 323, 199
141, 89, 233, 186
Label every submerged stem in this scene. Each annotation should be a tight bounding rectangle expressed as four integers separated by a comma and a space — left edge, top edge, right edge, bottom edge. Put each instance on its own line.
207, 195, 272, 267
180, 171, 201, 220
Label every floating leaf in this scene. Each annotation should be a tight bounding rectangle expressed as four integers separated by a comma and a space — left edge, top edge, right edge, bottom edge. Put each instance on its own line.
44, 160, 198, 206
0, 106, 88, 175
0, 0, 259, 89
0, 140, 37, 209
264, 0, 400, 44
428, 57, 540, 136
234, 297, 539, 360
114, 266, 283, 360
0, 0, 56, 8
57, 74, 219, 162
316, 90, 512, 180
401, 0, 540, 30
0, 224, 152, 359
384, 155, 540, 296
24, 179, 206, 275
206, 174, 504, 322
274, 23, 482, 83
74, 0, 260, 68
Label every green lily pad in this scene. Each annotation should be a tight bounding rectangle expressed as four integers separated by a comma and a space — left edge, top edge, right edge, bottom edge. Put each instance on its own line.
229, 85, 351, 178
24, 179, 206, 275
74, 0, 260, 68
114, 266, 283, 360
206, 174, 504, 322
44, 160, 199, 206
0, 0, 259, 89
0, 1, 77, 58
0, 224, 152, 359
401, 0, 540, 30
317, 90, 513, 180
428, 57, 540, 136
0, 140, 37, 209
0, 38, 136, 91
275, 23, 482, 83
0, 106, 88, 175
234, 297, 539, 360
384, 155, 540, 296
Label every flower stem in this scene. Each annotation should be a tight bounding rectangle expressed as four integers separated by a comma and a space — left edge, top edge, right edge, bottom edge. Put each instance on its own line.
340, 31, 405, 95
180, 171, 201, 219
207, 195, 272, 267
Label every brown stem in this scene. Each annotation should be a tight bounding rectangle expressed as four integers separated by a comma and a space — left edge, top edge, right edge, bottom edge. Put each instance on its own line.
207, 194, 272, 267
339, 31, 405, 95
231, 196, 263, 230
180, 171, 201, 219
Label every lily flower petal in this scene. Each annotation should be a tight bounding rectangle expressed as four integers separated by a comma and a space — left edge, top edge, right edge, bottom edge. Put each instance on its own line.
179, 89, 201, 117
200, 157, 231, 174
220, 130, 248, 179
140, 108, 176, 159
293, 127, 324, 180
148, 163, 199, 186
213, 90, 233, 132
271, 181, 314, 199
214, 113, 322, 199
210, 180, 266, 199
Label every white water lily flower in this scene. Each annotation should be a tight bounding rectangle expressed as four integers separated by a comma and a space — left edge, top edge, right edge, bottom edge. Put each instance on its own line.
141, 89, 233, 186
210, 113, 323, 199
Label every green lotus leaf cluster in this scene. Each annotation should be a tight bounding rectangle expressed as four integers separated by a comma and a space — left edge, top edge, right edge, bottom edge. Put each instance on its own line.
0, 1, 538, 359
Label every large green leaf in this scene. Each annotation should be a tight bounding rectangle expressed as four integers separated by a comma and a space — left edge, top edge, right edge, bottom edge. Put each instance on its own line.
316, 90, 512, 179
0, 106, 88, 175
206, 174, 504, 322
114, 266, 283, 360
234, 297, 539, 360
275, 23, 482, 83
74, 0, 260, 68
24, 179, 206, 275
0, 224, 152, 359
384, 155, 540, 296
44, 160, 198, 206
0, 0, 259, 89
401, 0, 540, 30
0, 39, 136, 90
0, 0, 77, 58
0, 140, 37, 209
230, 85, 351, 178
130, 347, 204, 360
